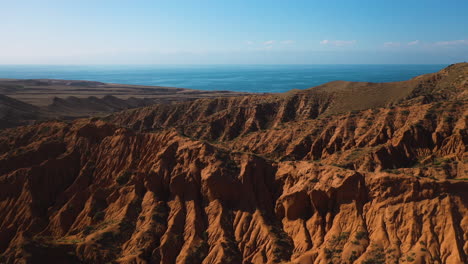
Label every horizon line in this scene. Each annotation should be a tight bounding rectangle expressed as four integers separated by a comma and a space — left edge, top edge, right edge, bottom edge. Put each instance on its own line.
0, 63, 454, 66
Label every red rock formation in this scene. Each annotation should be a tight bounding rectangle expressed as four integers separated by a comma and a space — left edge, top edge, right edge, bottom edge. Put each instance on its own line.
0, 63, 466, 264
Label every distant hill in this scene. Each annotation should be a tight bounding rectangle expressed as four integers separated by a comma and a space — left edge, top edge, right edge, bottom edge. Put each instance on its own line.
0, 79, 249, 128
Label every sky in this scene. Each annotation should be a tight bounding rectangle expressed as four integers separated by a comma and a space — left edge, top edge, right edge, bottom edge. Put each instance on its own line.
1, 0, 468, 64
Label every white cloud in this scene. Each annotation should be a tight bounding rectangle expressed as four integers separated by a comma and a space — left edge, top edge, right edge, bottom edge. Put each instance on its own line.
434, 39, 468, 46
281, 40, 295, 45
384, 42, 401, 47
245, 40, 254, 45
263, 40, 275, 45
320, 39, 356, 46
407, 40, 420, 46
335, 40, 356, 46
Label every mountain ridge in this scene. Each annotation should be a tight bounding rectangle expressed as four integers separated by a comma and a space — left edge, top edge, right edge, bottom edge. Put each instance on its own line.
0, 63, 466, 264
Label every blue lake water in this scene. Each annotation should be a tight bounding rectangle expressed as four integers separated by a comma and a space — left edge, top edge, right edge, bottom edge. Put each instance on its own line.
0, 64, 446, 93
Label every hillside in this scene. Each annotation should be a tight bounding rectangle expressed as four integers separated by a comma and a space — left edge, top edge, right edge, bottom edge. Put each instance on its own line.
0, 95, 44, 129
0, 79, 249, 107
0, 79, 249, 128
0, 63, 466, 264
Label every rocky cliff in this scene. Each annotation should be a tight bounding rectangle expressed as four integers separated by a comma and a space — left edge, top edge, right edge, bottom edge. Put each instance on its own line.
0, 63, 466, 264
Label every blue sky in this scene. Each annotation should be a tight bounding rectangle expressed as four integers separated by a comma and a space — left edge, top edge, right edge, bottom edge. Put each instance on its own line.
1, 0, 467, 64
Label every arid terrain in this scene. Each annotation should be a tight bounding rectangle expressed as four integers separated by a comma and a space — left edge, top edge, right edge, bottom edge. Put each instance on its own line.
0, 79, 249, 128
0, 63, 467, 264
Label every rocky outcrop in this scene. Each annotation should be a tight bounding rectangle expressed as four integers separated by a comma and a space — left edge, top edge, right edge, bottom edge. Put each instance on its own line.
0, 119, 466, 264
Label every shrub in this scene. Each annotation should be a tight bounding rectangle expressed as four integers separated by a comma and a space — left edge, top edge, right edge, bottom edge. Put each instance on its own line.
186, 240, 208, 263
444, 116, 454, 123
83, 226, 94, 235
272, 247, 282, 257
152, 204, 169, 223
337, 232, 349, 241
39, 126, 51, 133
225, 159, 239, 172
355, 231, 367, 240
424, 110, 435, 119
363, 246, 385, 264
93, 211, 105, 222
98, 231, 116, 245
119, 220, 134, 231
349, 251, 358, 262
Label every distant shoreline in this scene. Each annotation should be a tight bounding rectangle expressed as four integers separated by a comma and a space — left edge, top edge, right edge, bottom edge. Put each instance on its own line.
0, 64, 447, 94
